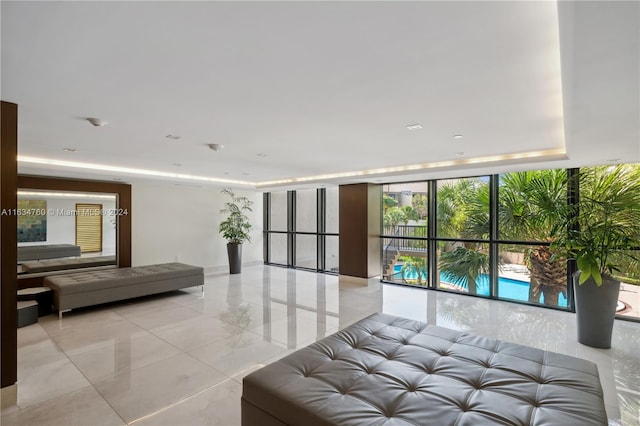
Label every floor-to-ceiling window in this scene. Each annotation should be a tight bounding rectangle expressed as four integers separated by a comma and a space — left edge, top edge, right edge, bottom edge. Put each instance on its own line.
436, 176, 491, 298
381, 165, 640, 321
382, 182, 429, 283
496, 169, 568, 308
267, 191, 288, 266
264, 187, 339, 273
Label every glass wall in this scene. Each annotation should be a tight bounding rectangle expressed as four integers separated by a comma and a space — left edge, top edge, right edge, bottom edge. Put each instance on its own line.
264, 187, 339, 274
495, 169, 568, 308
325, 187, 340, 273
580, 165, 640, 320
382, 182, 428, 283
382, 171, 569, 308
381, 165, 640, 321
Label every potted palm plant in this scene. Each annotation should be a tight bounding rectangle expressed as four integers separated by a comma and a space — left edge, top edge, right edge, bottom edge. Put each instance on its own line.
219, 188, 253, 274
553, 165, 640, 348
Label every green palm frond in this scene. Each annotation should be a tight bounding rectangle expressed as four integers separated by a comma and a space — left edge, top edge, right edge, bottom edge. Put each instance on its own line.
553, 165, 640, 285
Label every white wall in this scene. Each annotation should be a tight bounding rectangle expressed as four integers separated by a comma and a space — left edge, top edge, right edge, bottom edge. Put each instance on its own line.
18, 196, 116, 253
131, 183, 263, 270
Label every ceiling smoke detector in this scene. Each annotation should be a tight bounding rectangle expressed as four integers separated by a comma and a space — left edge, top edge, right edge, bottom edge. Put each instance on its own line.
86, 117, 108, 127
208, 144, 224, 151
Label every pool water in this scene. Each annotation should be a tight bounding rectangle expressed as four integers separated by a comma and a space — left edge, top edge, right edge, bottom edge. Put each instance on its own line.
392, 266, 568, 307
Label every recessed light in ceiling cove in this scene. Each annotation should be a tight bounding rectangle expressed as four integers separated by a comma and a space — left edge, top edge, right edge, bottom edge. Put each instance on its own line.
208, 144, 224, 151
406, 124, 423, 131
63, 148, 77, 152
17, 156, 253, 186
166, 134, 181, 140
453, 134, 464, 139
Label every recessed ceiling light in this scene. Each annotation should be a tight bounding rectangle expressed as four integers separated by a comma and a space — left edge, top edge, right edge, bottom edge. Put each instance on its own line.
172, 163, 182, 167
606, 158, 621, 163
208, 143, 224, 151
406, 124, 423, 131
453, 134, 464, 139
257, 153, 267, 157
242, 173, 250, 176
456, 152, 465, 156
166, 134, 181, 140
63, 148, 77, 152
86, 117, 108, 127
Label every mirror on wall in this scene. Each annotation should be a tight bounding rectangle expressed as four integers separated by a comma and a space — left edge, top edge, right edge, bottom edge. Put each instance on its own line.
15, 175, 132, 283
17, 189, 119, 275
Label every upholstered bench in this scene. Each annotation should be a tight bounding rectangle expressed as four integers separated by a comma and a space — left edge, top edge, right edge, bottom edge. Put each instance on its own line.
17, 244, 81, 262
44, 262, 204, 318
21, 255, 116, 273
242, 313, 607, 426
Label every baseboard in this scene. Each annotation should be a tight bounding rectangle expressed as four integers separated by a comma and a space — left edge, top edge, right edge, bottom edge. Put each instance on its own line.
204, 260, 264, 276
339, 275, 375, 286
0, 383, 17, 412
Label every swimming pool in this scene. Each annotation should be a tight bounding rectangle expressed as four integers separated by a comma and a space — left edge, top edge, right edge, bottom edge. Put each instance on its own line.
391, 266, 568, 307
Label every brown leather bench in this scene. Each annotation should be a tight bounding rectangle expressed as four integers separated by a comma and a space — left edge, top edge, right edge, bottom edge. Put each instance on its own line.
242, 313, 607, 425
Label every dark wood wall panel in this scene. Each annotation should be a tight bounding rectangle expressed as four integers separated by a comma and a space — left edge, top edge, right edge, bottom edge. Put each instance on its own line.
1, 101, 18, 388
339, 183, 381, 278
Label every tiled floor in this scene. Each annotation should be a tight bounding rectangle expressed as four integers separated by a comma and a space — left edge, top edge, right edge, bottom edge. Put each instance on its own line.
2, 265, 639, 426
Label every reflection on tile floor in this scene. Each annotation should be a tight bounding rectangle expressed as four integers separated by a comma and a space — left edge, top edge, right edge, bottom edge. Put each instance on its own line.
2, 265, 639, 425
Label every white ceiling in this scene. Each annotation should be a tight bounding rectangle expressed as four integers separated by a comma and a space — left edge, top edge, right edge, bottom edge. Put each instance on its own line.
2, 1, 638, 190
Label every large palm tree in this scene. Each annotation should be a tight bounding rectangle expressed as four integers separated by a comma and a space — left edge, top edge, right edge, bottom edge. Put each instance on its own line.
437, 171, 568, 305
437, 179, 482, 238
437, 178, 490, 294
499, 170, 567, 305
439, 245, 489, 294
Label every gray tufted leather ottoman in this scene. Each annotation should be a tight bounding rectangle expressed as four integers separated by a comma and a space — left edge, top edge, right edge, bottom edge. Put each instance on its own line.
45, 262, 204, 318
242, 313, 607, 425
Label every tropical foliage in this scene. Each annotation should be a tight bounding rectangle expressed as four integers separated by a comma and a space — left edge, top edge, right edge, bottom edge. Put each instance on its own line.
219, 188, 253, 244
439, 245, 489, 294
399, 255, 428, 285
552, 165, 640, 286
435, 178, 490, 295
384, 165, 640, 307
498, 170, 567, 305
